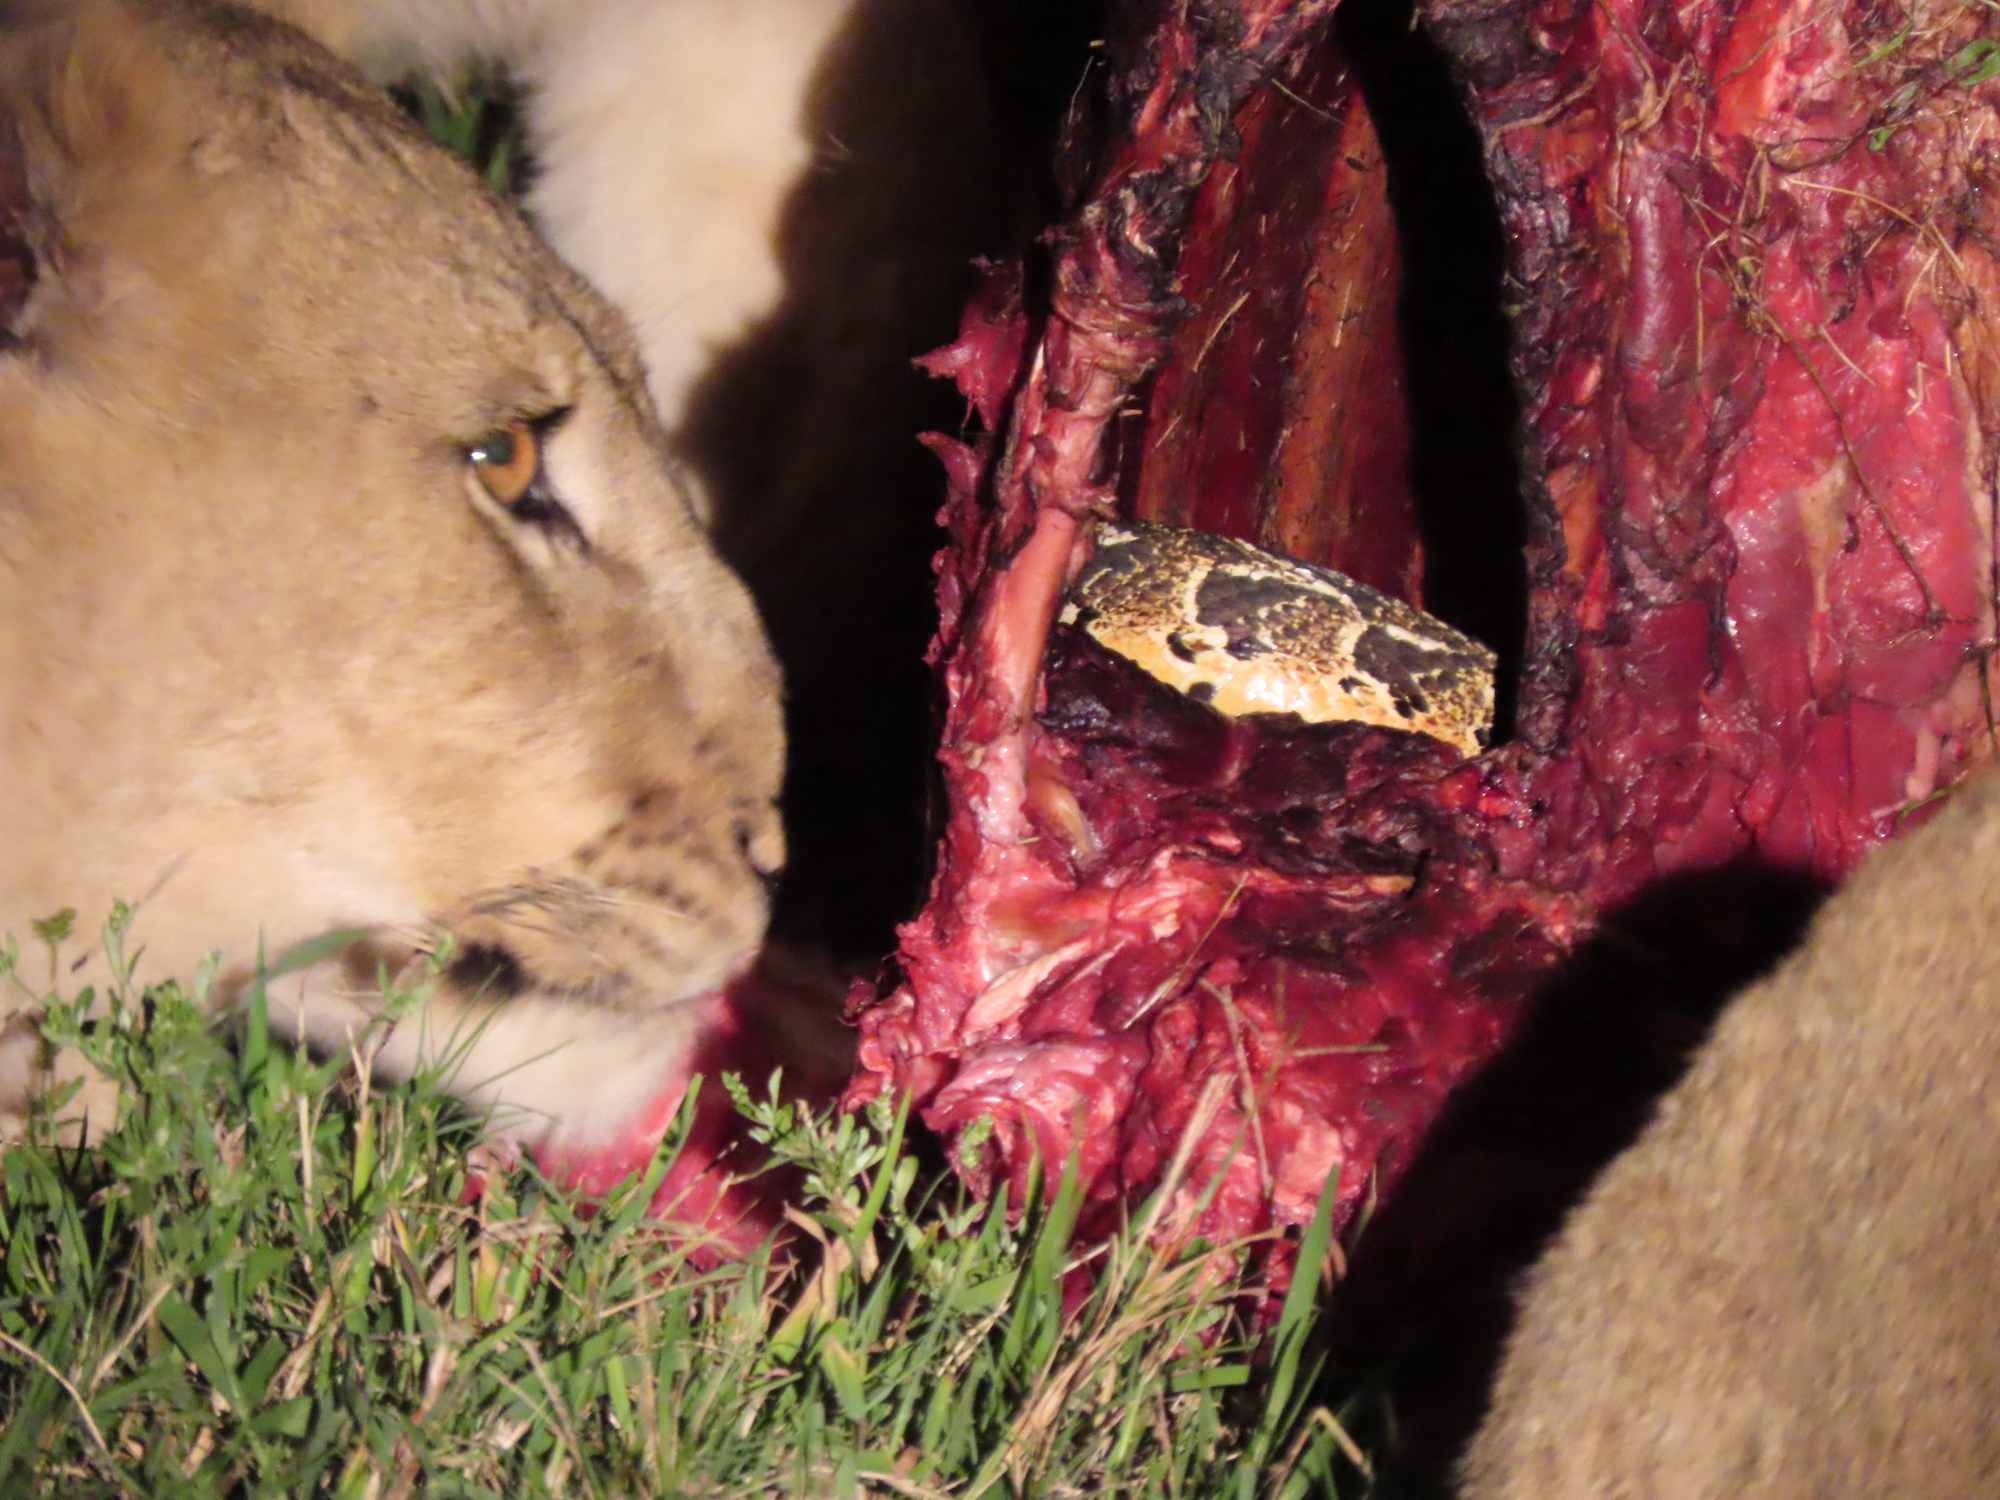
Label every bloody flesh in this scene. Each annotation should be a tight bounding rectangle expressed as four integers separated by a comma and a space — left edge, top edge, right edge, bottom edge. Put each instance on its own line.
845, 0, 2000, 1281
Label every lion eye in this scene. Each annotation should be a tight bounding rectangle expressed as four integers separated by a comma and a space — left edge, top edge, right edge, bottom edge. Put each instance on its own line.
468, 420, 539, 507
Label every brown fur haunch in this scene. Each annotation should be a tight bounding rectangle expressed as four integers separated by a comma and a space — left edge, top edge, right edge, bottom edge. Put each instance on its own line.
1462, 773, 2000, 1497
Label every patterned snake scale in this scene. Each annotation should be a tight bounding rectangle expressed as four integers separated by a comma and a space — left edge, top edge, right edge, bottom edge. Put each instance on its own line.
1061, 520, 1497, 757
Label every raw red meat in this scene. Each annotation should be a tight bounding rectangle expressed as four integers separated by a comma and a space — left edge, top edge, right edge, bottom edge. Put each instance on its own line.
531, 958, 852, 1262
846, 0, 2000, 1286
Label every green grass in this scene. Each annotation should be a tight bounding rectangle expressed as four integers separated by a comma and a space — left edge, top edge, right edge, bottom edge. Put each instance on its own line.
0, 910, 1373, 1497
402, 73, 526, 198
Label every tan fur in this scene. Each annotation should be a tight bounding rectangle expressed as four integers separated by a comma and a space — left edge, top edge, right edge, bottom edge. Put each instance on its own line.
0, 0, 786, 1156
235, 0, 1002, 956
277, 0, 863, 446
249, 0, 990, 526
1461, 772, 2000, 1498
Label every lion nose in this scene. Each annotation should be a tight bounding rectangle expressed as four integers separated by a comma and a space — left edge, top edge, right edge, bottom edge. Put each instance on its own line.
734, 810, 785, 893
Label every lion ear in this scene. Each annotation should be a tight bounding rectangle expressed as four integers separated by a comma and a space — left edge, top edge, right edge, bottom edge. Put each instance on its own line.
3, 0, 194, 184
0, 1, 57, 349
0, 96, 30, 344
0, 0, 199, 348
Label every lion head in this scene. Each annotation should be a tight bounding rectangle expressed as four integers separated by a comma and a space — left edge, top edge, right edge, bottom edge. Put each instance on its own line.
0, 0, 788, 1152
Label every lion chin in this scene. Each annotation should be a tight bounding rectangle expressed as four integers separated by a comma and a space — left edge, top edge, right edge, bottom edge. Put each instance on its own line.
0, 0, 823, 1229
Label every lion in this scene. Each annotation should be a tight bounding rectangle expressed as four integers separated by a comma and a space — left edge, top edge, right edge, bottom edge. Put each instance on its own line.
245, 0, 1012, 957
0, 0, 791, 1163
250, 0, 992, 499
1459, 771, 2000, 1497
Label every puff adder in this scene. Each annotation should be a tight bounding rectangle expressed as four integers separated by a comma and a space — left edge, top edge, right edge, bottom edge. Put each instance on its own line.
1060, 520, 1497, 757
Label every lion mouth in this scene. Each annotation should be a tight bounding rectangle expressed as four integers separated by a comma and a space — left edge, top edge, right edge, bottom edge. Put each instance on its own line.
436, 869, 765, 1013
442, 940, 530, 999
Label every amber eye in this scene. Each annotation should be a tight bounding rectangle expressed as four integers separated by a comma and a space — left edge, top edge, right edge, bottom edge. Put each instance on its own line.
468, 420, 539, 506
